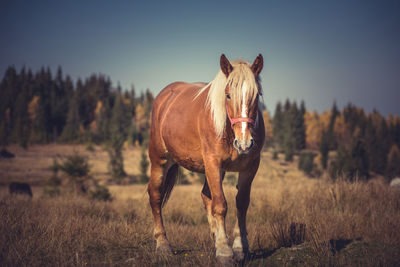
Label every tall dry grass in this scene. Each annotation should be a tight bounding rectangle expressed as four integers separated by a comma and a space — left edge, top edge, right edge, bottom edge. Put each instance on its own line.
1, 177, 399, 266
1, 146, 400, 266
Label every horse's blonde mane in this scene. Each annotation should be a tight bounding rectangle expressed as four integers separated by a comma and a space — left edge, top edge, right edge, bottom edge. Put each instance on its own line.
196, 59, 262, 138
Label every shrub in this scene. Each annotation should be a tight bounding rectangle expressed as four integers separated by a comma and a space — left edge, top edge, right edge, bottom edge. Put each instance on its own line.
43, 158, 62, 198
197, 173, 206, 184
329, 139, 369, 181
272, 150, 279, 160
283, 137, 294, 162
224, 173, 236, 186
270, 220, 306, 248
298, 152, 316, 176
386, 144, 400, 180
58, 151, 91, 196
90, 184, 113, 201
85, 142, 95, 151
320, 133, 329, 169
108, 148, 126, 181
43, 175, 62, 197
139, 149, 149, 184
177, 167, 190, 185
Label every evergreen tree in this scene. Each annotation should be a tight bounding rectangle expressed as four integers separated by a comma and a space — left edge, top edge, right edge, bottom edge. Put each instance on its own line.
330, 139, 369, 181
144, 89, 154, 116
327, 101, 338, 150
272, 101, 284, 147
50, 66, 69, 141
386, 144, 400, 180
139, 148, 149, 183
294, 101, 306, 150
320, 131, 330, 169
28, 95, 48, 143
129, 85, 136, 117
108, 93, 131, 180
365, 112, 389, 174
0, 108, 10, 148
319, 101, 339, 169
58, 152, 91, 196
298, 151, 316, 176
282, 100, 299, 160
350, 139, 369, 180
391, 117, 400, 148
61, 91, 81, 142
11, 90, 30, 148
76, 79, 92, 129
283, 130, 295, 161
0, 66, 18, 118
282, 101, 297, 161
98, 98, 111, 143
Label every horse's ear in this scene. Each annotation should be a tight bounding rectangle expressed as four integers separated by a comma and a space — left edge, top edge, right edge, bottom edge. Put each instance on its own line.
220, 54, 233, 77
251, 54, 263, 76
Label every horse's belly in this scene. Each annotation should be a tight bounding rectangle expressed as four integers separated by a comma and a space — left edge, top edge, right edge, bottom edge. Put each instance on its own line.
165, 142, 205, 173
175, 156, 205, 173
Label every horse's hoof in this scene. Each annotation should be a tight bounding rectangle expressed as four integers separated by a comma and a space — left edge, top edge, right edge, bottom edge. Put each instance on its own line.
233, 249, 245, 261
217, 256, 236, 267
156, 244, 172, 256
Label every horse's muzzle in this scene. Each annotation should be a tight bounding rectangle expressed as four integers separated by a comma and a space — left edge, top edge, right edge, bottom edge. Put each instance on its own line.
233, 138, 254, 154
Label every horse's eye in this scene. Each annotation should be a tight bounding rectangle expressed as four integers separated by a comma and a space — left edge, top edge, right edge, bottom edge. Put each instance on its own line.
226, 94, 231, 99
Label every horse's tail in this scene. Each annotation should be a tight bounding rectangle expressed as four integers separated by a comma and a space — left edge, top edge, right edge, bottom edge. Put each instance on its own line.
161, 163, 179, 207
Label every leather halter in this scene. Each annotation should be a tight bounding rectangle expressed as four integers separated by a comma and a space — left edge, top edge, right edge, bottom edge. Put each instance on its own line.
226, 102, 255, 129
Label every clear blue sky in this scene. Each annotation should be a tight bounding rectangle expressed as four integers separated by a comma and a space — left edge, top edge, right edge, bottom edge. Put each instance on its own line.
1, 0, 399, 115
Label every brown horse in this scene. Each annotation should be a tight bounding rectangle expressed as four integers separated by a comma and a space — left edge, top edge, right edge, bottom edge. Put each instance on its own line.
148, 54, 265, 263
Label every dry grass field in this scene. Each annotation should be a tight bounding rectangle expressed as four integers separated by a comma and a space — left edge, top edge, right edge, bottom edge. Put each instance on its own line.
1, 145, 400, 266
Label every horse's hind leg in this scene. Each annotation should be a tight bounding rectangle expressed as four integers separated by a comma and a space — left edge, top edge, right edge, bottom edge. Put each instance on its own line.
148, 159, 176, 255
233, 157, 260, 261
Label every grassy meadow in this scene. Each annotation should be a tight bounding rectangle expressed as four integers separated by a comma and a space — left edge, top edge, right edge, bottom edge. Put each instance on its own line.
1, 144, 400, 266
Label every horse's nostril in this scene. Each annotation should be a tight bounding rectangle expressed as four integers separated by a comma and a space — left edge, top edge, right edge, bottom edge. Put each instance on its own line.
249, 139, 254, 148
233, 139, 239, 149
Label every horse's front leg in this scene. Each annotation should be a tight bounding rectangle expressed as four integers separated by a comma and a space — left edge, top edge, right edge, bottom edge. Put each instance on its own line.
204, 161, 233, 262
233, 157, 260, 261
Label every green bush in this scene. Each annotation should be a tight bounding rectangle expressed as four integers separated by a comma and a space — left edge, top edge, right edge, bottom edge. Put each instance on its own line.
178, 167, 190, 185
272, 150, 279, 160
59, 152, 90, 178
197, 173, 206, 184
139, 149, 149, 184
329, 140, 369, 181
42, 184, 61, 197
298, 152, 316, 176
85, 142, 95, 151
90, 184, 113, 201
43, 158, 62, 198
57, 152, 92, 196
224, 173, 236, 186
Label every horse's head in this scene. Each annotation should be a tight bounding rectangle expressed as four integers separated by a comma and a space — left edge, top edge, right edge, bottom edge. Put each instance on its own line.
220, 54, 263, 154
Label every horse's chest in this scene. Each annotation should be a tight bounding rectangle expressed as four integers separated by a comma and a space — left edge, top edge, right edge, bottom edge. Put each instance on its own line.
222, 154, 255, 172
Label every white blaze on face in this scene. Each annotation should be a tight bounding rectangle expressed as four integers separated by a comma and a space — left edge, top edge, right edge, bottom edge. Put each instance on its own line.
241, 81, 248, 139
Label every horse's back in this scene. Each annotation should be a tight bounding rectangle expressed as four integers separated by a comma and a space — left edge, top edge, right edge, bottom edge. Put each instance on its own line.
154, 82, 206, 103
152, 81, 206, 126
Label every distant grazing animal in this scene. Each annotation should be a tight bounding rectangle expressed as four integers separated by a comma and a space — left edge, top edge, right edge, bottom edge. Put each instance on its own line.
148, 54, 265, 264
0, 149, 15, 158
9, 182, 33, 197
